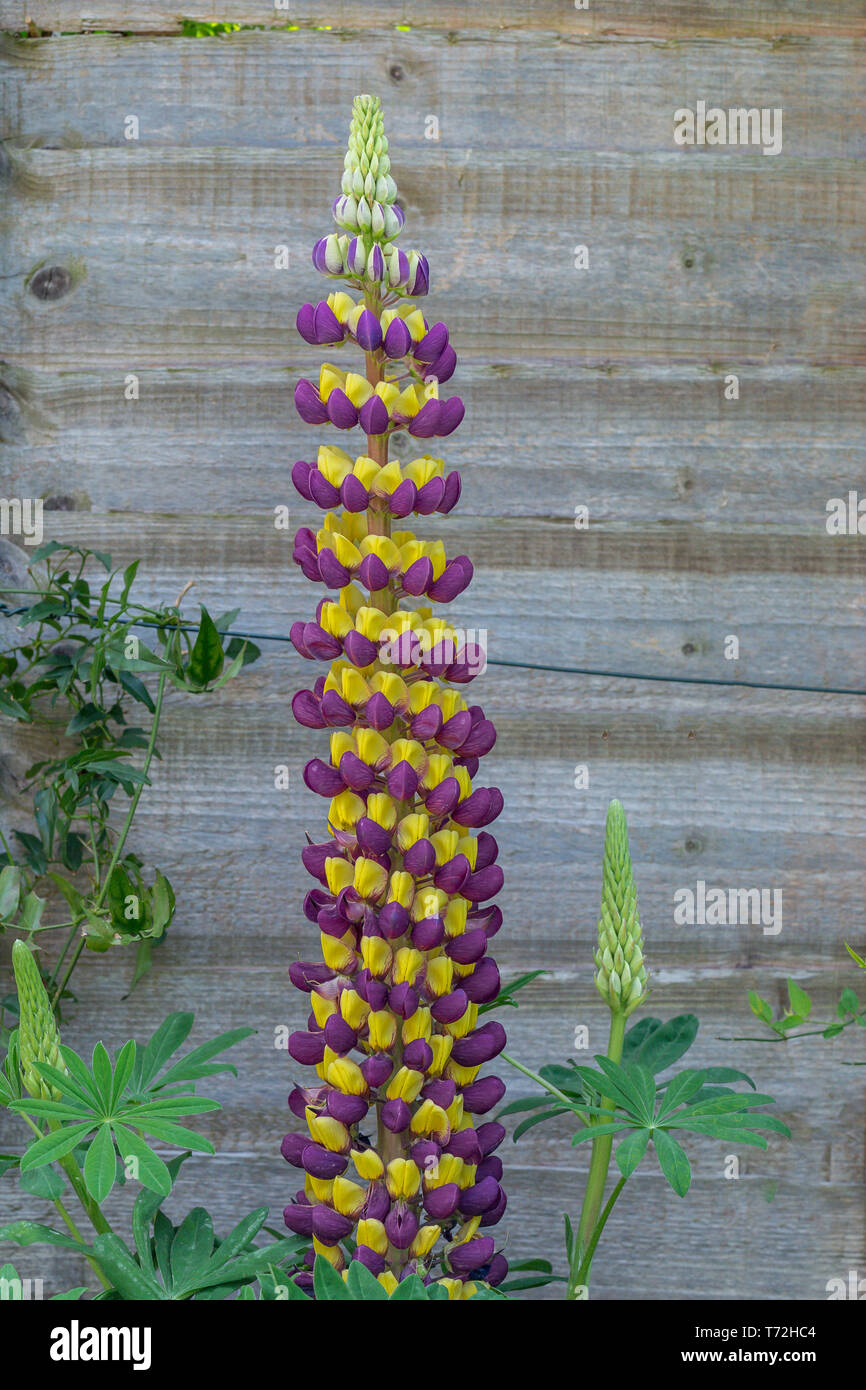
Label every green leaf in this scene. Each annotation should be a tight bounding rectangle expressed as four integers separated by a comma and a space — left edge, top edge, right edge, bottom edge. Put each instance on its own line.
655, 1068, 706, 1120
90, 1233, 167, 1301
512, 1107, 568, 1141
615, 1125, 650, 1178
133, 1012, 194, 1091
110, 1041, 137, 1109
844, 942, 866, 969
204, 1207, 268, 1273
0, 1220, 85, 1251
593, 1057, 647, 1115
571, 1121, 634, 1146
186, 607, 224, 687
19, 1164, 66, 1200
748, 991, 773, 1024
123, 1118, 214, 1153
132, 1152, 190, 1271
787, 980, 812, 1020
170, 1208, 215, 1289
83, 1123, 117, 1203
346, 1259, 390, 1300
120, 560, 139, 606
389, 1272, 430, 1300
840, 987, 860, 1016
112, 1123, 172, 1197
497, 1096, 551, 1118
699, 1066, 757, 1090
623, 1014, 699, 1074
652, 1129, 691, 1196
313, 1254, 352, 1301
282, 1276, 312, 1301
152, 1026, 253, 1091
0, 865, 21, 919
20, 1123, 95, 1172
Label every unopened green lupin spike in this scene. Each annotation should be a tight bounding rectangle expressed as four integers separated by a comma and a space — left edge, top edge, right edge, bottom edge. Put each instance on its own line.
593, 800, 648, 1017
12, 939, 66, 1100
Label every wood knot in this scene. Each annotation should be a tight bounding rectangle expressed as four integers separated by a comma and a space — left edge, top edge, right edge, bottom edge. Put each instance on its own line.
681, 641, 697, 656
29, 266, 72, 301
388, 63, 405, 83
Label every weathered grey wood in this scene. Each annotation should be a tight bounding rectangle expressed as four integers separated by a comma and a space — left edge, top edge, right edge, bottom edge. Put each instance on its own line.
1, 1, 865, 38
2, 31, 864, 159
0, 11, 864, 1301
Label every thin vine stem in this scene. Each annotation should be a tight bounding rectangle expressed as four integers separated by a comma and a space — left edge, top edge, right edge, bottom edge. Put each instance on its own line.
50, 670, 167, 1009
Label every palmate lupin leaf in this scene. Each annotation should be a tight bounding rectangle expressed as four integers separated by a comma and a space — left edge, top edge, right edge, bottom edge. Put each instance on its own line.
9, 1012, 253, 1204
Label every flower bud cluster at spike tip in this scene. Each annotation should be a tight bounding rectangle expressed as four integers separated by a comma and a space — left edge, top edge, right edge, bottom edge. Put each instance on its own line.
593, 800, 648, 1017
11, 939, 67, 1101
284, 96, 508, 1300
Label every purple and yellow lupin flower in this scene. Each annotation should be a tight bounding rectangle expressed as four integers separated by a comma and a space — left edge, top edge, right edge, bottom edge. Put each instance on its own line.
283, 95, 508, 1299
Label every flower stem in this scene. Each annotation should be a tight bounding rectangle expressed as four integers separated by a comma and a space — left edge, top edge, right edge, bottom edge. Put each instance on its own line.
569, 1174, 627, 1296
574, 1009, 626, 1281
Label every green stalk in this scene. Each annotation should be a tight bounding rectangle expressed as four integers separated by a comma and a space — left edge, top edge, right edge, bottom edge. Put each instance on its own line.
18, 1110, 111, 1289
570, 1174, 627, 1296
574, 1009, 626, 1279
50, 671, 167, 1008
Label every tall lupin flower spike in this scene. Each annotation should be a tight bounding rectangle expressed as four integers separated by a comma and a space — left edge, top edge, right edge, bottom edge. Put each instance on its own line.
283, 95, 508, 1300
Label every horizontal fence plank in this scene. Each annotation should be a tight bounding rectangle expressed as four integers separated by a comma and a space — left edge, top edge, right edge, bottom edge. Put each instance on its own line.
2, 147, 863, 370
2, 520, 863, 686
2, 2, 866, 39
2, 31, 863, 159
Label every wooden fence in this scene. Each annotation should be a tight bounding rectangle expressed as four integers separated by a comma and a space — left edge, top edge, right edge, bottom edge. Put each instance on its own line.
0, 1, 864, 1299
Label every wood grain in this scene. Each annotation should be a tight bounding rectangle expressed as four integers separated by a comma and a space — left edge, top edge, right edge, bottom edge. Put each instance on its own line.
1, 1, 865, 39
0, 10, 864, 1301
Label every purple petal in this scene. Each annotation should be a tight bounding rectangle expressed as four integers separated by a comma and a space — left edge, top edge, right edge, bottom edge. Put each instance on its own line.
446, 928, 488, 965
302, 1144, 348, 1180
387, 478, 417, 517
438, 396, 465, 436
303, 758, 345, 796
428, 555, 473, 602
383, 318, 412, 358
326, 389, 359, 429
448, 1237, 494, 1276
451, 1021, 507, 1067
314, 301, 345, 345
341, 473, 371, 511
382, 1098, 411, 1133
414, 476, 446, 515
291, 688, 325, 729
309, 471, 342, 508
402, 556, 434, 596
359, 395, 390, 435
358, 553, 391, 591
364, 692, 394, 730
294, 379, 328, 425
414, 321, 448, 363
288, 1031, 326, 1065
343, 630, 379, 667
355, 308, 383, 352
296, 304, 317, 345
407, 398, 442, 438
460, 1076, 506, 1115
461, 956, 500, 1000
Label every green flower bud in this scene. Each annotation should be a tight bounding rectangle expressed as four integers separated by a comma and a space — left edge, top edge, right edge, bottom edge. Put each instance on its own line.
11, 940, 66, 1100
593, 800, 648, 1018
